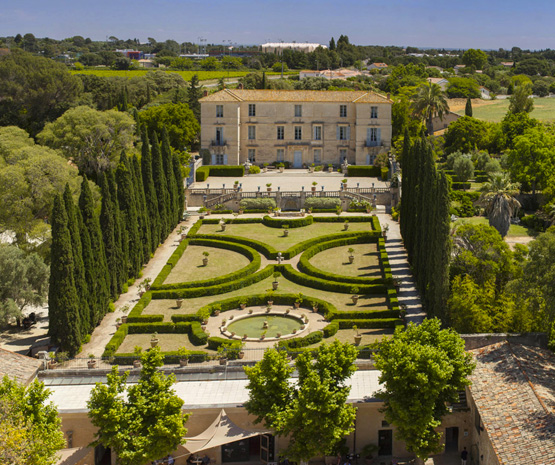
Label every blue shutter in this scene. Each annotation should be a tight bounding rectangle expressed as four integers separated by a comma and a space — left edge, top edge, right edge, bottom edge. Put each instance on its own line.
377, 128, 381, 145
223, 154, 228, 165
346, 126, 351, 140
366, 154, 370, 165
336, 126, 340, 140
367, 128, 371, 144
211, 154, 216, 165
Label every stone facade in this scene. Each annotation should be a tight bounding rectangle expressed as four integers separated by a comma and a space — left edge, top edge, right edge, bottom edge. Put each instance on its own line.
200, 89, 392, 167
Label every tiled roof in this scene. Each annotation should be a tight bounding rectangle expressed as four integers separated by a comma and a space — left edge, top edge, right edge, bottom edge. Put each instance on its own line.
0, 348, 41, 385
469, 342, 555, 465
200, 89, 391, 104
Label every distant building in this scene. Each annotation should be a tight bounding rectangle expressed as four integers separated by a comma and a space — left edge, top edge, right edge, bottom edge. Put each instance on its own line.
200, 89, 392, 167
479, 86, 491, 99
367, 62, 389, 71
426, 65, 444, 72
299, 68, 363, 80
500, 61, 514, 67
454, 64, 466, 74
137, 59, 155, 68
0, 348, 41, 386
427, 77, 449, 90
430, 111, 462, 134
116, 49, 143, 60
260, 42, 326, 54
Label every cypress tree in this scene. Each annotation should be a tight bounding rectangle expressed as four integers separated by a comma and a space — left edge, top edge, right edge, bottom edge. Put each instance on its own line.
77, 203, 96, 330
99, 173, 119, 299
399, 129, 412, 241
63, 184, 90, 336
141, 127, 160, 251
161, 127, 179, 228
131, 155, 151, 264
465, 97, 473, 117
106, 169, 127, 290
187, 74, 202, 121
116, 152, 141, 277
48, 195, 81, 356
151, 131, 170, 240
261, 71, 267, 90
172, 153, 185, 223
79, 177, 110, 325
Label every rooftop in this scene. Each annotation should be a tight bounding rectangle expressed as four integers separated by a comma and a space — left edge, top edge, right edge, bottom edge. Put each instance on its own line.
45, 369, 382, 413
0, 347, 42, 385
469, 342, 555, 465
200, 89, 392, 104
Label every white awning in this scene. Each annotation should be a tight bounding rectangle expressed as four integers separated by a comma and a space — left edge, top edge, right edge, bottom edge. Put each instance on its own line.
178, 409, 267, 455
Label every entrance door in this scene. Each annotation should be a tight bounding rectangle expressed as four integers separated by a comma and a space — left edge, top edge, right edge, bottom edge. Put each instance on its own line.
94, 444, 111, 465
260, 434, 275, 463
445, 427, 459, 452
293, 151, 303, 168
378, 430, 393, 456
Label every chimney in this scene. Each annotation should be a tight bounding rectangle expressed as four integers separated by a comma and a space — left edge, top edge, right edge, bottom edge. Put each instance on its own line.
386, 93, 390, 100
203, 90, 208, 97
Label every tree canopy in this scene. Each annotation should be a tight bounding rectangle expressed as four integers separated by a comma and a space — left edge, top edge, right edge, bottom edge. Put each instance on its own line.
87, 346, 189, 465
374, 319, 475, 461
461, 49, 488, 69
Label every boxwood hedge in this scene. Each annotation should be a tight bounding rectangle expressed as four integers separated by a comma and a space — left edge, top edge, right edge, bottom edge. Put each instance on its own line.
347, 165, 381, 177
262, 215, 313, 228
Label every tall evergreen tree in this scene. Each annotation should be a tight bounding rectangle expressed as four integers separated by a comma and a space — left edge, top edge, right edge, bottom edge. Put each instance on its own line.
187, 74, 202, 122
106, 169, 127, 290
161, 127, 179, 228
150, 131, 170, 240
465, 97, 473, 117
172, 153, 185, 223
99, 173, 119, 299
116, 152, 141, 277
79, 177, 109, 326
63, 184, 90, 336
131, 155, 151, 264
77, 204, 96, 331
48, 195, 81, 355
141, 127, 160, 252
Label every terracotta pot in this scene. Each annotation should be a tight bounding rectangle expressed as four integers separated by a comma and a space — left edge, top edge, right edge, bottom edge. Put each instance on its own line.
240, 303, 246, 309
311, 186, 316, 192
351, 296, 359, 305
284, 230, 289, 237
220, 225, 226, 231
203, 258, 208, 266
344, 224, 349, 230
349, 255, 354, 263
312, 307, 318, 313
179, 359, 188, 367
176, 299, 184, 308
133, 360, 141, 368
219, 358, 227, 365
121, 315, 128, 324
354, 335, 362, 346
272, 282, 279, 290
214, 310, 220, 316
238, 351, 245, 359
87, 360, 97, 369
294, 302, 300, 308
150, 339, 159, 348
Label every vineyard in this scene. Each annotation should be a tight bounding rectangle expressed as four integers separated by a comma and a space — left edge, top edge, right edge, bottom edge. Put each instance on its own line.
70, 69, 293, 82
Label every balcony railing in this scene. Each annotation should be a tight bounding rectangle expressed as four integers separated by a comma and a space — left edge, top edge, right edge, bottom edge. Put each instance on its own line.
211, 139, 227, 147
365, 140, 381, 147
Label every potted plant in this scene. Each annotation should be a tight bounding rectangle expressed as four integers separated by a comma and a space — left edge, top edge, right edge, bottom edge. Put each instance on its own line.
239, 298, 247, 310
382, 224, 389, 241
150, 332, 159, 348
217, 346, 227, 365
202, 251, 209, 266
120, 304, 129, 325
220, 219, 227, 231
328, 163, 333, 172
198, 308, 210, 325
56, 351, 69, 366
344, 220, 349, 231
353, 325, 362, 346
87, 354, 97, 369
278, 162, 285, 173
282, 224, 289, 237
47, 351, 58, 369
309, 163, 315, 173
177, 347, 190, 367
351, 286, 359, 305
133, 346, 142, 368
141, 278, 152, 291
115, 317, 122, 329
348, 247, 355, 264
302, 314, 308, 324
263, 162, 269, 172
248, 308, 254, 314
266, 183, 272, 192
311, 301, 319, 313
336, 205, 342, 216
294, 293, 303, 308
234, 180, 240, 190
272, 271, 280, 290
267, 300, 273, 309
273, 206, 281, 217
341, 178, 348, 189
285, 307, 291, 314
176, 298, 184, 308
361, 444, 379, 464
307, 207, 313, 214
212, 304, 221, 316
229, 314, 234, 320
238, 208, 244, 215
311, 181, 318, 192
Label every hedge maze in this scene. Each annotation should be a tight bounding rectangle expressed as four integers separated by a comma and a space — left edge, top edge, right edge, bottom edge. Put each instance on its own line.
104, 215, 403, 363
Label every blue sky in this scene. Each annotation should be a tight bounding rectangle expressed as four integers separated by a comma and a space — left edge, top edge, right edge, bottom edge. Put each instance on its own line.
2, 0, 554, 50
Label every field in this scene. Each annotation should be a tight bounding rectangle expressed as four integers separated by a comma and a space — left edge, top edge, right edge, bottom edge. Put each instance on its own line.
107, 216, 401, 361
70, 69, 292, 82
452, 216, 535, 238
448, 97, 555, 123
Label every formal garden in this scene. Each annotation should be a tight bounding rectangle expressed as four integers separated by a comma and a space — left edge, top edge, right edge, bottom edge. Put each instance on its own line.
103, 215, 402, 364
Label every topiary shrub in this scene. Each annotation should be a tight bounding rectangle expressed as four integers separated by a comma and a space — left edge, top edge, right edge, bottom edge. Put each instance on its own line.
239, 197, 276, 210
347, 166, 381, 177
304, 197, 341, 210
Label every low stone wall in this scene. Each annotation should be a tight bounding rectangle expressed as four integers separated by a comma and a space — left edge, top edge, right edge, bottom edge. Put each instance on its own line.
461, 332, 548, 350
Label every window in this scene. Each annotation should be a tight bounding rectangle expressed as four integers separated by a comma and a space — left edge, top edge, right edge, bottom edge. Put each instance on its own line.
337, 125, 350, 140
216, 105, 224, 118
248, 104, 256, 117
367, 127, 380, 146
248, 149, 256, 162
313, 125, 322, 140
215, 127, 224, 145
340, 105, 347, 117
313, 149, 322, 164
294, 105, 302, 117
340, 149, 347, 162
294, 126, 302, 140
277, 149, 285, 162
248, 126, 256, 140
371, 106, 378, 119
277, 126, 284, 140
215, 154, 225, 165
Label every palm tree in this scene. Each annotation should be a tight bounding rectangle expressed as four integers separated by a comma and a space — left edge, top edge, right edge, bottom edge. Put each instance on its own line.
412, 82, 449, 134
477, 173, 521, 237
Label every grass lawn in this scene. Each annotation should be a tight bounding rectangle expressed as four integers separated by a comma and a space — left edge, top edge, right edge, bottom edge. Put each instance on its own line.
143, 275, 389, 321
308, 328, 393, 348
197, 222, 371, 251
309, 243, 381, 278
165, 245, 250, 284
452, 216, 536, 237
116, 333, 200, 354
449, 97, 555, 123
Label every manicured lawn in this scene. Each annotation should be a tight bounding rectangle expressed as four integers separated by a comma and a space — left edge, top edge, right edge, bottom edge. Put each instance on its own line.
307, 328, 393, 348
309, 243, 381, 278
453, 97, 555, 123
452, 216, 535, 237
143, 275, 389, 321
197, 222, 371, 251
165, 245, 250, 284
116, 333, 199, 354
